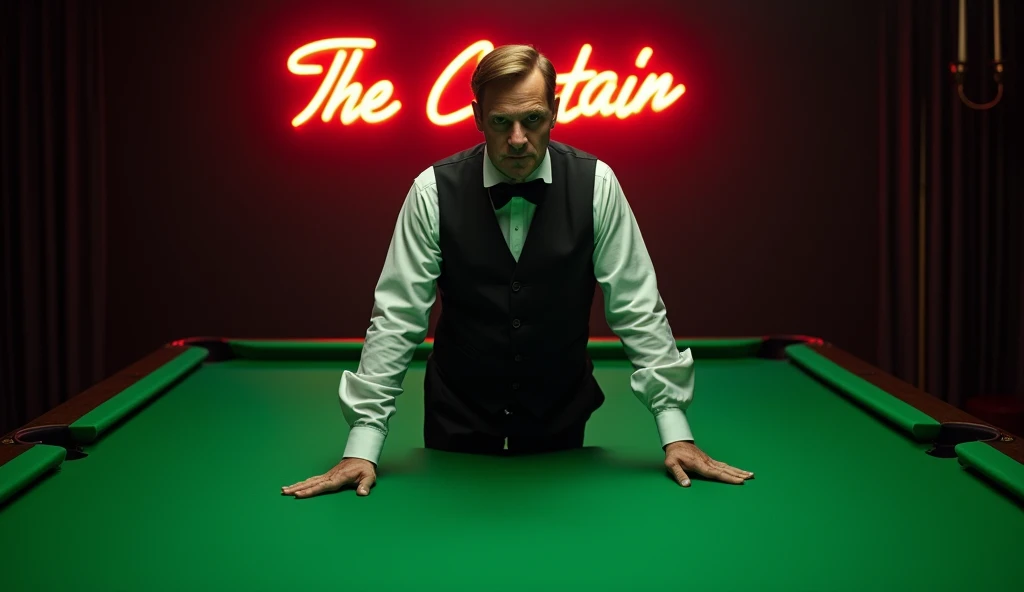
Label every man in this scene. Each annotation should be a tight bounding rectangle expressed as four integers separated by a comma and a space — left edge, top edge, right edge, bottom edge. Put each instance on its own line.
282, 44, 753, 499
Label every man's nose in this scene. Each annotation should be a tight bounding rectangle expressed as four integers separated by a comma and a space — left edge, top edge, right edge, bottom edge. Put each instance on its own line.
508, 123, 527, 149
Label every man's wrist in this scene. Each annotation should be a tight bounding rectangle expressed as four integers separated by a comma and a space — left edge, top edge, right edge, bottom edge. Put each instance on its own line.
655, 408, 693, 447
343, 426, 386, 465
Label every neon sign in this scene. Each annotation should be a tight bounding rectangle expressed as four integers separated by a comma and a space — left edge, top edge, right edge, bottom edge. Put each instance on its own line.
288, 39, 686, 127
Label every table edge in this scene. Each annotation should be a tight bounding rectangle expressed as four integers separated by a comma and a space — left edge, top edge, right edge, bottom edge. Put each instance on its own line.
807, 343, 1023, 463
2, 335, 1020, 482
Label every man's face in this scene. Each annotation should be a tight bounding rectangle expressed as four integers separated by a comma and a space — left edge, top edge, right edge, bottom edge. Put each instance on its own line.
472, 68, 560, 182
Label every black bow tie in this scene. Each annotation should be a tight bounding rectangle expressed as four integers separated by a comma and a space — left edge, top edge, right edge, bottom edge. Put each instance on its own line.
487, 179, 548, 209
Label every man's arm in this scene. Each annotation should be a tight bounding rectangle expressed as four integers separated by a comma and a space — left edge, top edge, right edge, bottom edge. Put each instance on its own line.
591, 162, 695, 447
282, 172, 441, 498
341, 174, 442, 465
591, 162, 753, 487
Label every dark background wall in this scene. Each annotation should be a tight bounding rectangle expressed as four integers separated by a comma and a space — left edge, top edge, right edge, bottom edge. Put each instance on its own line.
100, 0, 880, 374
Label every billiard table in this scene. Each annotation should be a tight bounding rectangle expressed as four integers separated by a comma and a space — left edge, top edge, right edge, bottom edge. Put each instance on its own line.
2, 336, 1022, 590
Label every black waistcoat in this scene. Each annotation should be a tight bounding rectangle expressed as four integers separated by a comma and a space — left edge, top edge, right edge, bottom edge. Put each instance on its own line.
429, 140, 602, 423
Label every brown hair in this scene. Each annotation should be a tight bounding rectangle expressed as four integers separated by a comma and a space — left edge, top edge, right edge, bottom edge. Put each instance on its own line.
471, 44, 556, 109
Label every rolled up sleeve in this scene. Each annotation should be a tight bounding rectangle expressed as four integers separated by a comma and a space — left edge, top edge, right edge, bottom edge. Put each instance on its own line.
591, 162, 695, 446
340, 172, 442, 464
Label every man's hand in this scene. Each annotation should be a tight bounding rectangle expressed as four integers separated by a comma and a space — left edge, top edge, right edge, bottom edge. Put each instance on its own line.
663, 441, 753, 487
281, 458, 377, 498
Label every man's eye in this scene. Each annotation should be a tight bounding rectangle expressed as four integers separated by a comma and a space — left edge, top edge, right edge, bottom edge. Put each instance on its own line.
527, 114, 541, 122
493, 117, 506, 125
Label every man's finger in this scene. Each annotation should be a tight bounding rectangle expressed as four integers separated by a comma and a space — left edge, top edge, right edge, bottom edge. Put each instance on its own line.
286, 479, 330, 497
705, 465, 746, 484
284, 475, 339, 497
291, 475, 351, 498
292, 483, 332, 498
693, 461, 744, 484
712, 460, 754, 479
724, 466, 754, 480
282, 476, 323, 493
709, 463, 750, 480
356, 474, 375, 496
668, 463, 691, 487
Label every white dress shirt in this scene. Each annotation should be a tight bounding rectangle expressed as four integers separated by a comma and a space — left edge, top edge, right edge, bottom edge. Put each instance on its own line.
339, 146, 695, 464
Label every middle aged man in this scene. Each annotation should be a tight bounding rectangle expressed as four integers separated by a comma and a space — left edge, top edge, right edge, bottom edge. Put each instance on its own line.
282, 44, 754, 499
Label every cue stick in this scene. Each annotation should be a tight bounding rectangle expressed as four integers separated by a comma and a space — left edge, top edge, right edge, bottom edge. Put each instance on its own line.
917, 106, 927, 391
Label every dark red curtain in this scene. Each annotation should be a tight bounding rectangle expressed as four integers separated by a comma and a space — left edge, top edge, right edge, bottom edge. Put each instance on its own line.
1, 0, 1020, 436
1, 0, 108, 435
878, 0, 1023, 407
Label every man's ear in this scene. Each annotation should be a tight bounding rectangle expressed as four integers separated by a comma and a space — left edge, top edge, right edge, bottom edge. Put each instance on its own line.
472, 101, 483, 132
551, 96, 560, 129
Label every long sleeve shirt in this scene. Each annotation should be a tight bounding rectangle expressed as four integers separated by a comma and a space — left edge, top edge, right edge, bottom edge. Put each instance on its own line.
339, 147, 695, 465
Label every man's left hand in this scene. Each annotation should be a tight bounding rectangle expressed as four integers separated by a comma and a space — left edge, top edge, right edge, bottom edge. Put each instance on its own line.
663, 441, 753, 487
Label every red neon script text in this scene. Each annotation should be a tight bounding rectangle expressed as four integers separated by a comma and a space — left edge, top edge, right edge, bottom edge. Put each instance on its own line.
288, 38, 401, 127
289, 39, 686, 127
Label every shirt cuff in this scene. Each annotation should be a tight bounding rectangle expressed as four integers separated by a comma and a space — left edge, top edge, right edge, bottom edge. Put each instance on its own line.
343, 426, 386, 465
655, 408, 694, 447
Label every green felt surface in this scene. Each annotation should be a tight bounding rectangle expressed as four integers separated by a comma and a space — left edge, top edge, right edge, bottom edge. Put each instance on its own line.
2, 352, 1022, 590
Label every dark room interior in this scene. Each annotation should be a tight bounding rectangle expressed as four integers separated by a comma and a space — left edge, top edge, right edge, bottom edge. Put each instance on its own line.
2, 0, 1022, 589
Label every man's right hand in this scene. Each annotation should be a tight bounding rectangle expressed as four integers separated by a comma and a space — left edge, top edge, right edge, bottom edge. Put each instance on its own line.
281, 458, 377, 499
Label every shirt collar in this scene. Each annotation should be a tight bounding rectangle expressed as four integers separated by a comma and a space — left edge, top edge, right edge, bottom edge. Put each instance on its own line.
483, 146, 552, 187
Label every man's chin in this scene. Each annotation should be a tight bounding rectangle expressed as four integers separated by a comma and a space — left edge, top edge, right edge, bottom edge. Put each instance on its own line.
502, 157, 534, 178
